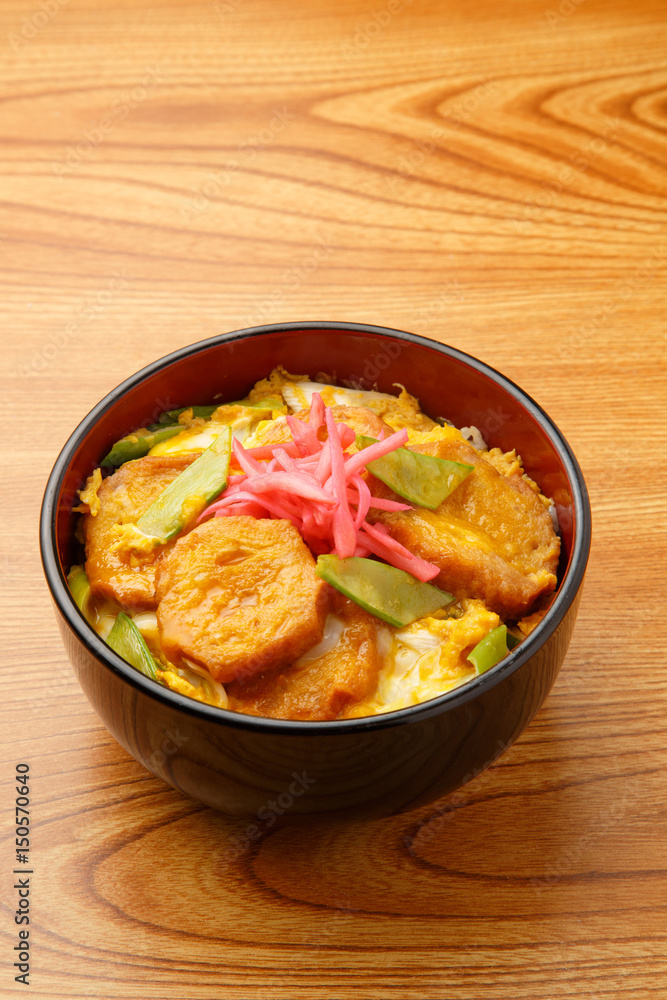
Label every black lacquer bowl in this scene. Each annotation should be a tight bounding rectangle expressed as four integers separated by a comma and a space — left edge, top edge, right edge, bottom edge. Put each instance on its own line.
40, 323, 591, 820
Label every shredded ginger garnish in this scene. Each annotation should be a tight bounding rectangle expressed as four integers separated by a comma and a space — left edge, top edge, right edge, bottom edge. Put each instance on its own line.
199, 393, 440, 582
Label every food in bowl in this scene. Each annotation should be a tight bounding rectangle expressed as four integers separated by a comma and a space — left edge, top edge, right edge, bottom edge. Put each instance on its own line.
68, 367, 561, 721
42, 322, 591, 819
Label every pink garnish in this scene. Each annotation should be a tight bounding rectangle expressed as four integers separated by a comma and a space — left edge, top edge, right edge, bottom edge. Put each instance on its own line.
234, 441, 301, 464
358, 522, 440, 582
310, 391, 325, 429
324, 404, 357, 558
238, 471, 337, 503
286, 414, 318, 456
348, 473, 371, 530
342, 428, 409, 476
364, 495, 412, 512
232, 436, 265, 477
198, 394, 441, 581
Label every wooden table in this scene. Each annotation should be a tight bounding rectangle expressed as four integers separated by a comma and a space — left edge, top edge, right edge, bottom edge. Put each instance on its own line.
2, 0, 666, 996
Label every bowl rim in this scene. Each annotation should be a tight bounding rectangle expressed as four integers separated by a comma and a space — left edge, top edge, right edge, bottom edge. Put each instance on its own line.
40, 321, 591, 734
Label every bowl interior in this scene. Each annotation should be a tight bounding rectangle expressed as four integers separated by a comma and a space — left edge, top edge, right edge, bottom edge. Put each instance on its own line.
44, 323, 589, 723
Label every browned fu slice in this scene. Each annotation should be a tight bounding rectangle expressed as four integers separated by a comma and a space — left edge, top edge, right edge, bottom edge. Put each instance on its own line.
227, 591, 382, 721
83, 454, 198, 610
155, 516, 327, 683
369, 438, 560, 620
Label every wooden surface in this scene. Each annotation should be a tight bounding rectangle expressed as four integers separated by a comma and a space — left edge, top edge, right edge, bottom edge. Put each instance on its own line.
2, 0, 666, 996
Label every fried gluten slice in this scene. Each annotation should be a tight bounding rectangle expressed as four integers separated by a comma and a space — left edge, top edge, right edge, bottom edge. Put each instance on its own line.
154, 516, 327, 683
83, 454, 197, 610
369, 437, 560, 620
227, 591, 382, 721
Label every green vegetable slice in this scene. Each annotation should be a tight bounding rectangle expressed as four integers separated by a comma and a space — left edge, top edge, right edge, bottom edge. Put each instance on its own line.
134, 426, 232, 545
156, 398, 286, 426
107, 613, 159, 681
316, 554, 453, 628
356, 435, 474, 510
102, 425, 183, 467
67, 565, 93, 621
157, 404, 219, 425
467, 625, 508, 674
506, 631, 521, 650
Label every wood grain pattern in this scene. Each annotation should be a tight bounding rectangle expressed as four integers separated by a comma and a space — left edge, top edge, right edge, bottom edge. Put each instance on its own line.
2, 0, 666, 996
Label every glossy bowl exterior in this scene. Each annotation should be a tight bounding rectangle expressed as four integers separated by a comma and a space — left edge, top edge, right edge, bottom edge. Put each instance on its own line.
41, 323, 591, 820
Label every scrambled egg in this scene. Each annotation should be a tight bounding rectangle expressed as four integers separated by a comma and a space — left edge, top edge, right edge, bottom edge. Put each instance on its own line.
149, 403, 284, 457
74, 467, 103, 516
346, 599, 499, 716
272, 370, 439, 433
